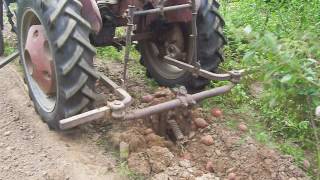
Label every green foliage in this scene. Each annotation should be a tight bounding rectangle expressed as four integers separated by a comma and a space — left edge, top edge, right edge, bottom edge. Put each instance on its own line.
219, 0, 320, 175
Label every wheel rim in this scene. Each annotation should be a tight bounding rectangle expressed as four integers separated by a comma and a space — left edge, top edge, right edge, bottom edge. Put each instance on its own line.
20, 9, 57, 112
144, 24, 190, 80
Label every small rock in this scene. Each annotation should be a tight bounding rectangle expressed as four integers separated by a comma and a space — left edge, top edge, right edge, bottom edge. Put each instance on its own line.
141, 94, 154, 103
278, 166, 285, 172
181, 152, 192, 160
189, 131, 196, 139
303, 159, 310, 169
193, 118, 209, 129
205, 161, 214, 172
179, 159, 191, 168
264, 158, 272, 165
228, 172, 237, 180
3, 131, 11, 136
152, 173, 171, 180
0, 143, 5, 148
238, 123, 248, 132
200, 135, 214, 146
119, 141, 129, 160
288, 165, 295, 171
13, 116, 19, 121
288, 178, 297, 180
215, 149, 221, 156
144, 128, 153, 135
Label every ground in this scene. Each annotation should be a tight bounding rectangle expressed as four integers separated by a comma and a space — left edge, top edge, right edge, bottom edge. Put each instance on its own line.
0, 64, 125, 180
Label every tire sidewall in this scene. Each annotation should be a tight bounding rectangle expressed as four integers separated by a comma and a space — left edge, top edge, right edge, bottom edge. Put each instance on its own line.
17, 0, 64, 127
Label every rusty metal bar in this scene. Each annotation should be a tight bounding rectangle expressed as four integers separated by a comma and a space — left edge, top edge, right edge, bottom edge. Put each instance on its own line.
59, 106, 110, 130
99, 73, 133, 107
122, 5, 135, 87
163, 56, 237, 81
190, 0, 198, 67
134, 4, 191, 16
0, 51, 19, 69
125, 84, 235, 120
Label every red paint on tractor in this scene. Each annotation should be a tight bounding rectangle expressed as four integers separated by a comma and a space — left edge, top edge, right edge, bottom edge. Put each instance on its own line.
80, 0, 102, 33
25, 25, 56, 95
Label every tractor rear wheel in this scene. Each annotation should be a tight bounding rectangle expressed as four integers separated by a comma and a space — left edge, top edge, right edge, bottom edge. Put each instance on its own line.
139, 0, 226, 92
17, 0, 98, 130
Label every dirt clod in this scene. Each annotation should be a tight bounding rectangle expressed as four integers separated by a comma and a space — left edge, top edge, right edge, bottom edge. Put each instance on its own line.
200, 135, 214, 146
193, 118, 209, 129
119, 128, 147, 152
141, 94, 154, 103
205, 161, 214, 172
211, 108, 223, 118
144, 128, 154, 135
147, 146, 174, 173
228, 172, 237, 180
303, 159, 311, 169
128, 152, 151, 176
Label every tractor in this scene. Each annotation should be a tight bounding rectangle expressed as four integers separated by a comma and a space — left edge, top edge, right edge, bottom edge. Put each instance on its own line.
0, 0, 243, 140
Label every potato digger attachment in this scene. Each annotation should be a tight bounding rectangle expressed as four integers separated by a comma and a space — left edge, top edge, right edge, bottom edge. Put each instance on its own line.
0, 0, 244, 141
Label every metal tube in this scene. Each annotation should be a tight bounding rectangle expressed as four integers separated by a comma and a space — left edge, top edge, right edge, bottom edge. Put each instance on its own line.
190, 0, 198, 65
59, 106, 110, 130
99, 73, 133, 107
0, 51, 19, 69
134, 4, 191, 16
122, 5, 135, 87
163, 56, 231, 81
125, 84, 234, 120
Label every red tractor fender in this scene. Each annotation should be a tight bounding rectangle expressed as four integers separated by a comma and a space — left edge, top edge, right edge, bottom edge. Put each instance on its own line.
80, 0, 102, 33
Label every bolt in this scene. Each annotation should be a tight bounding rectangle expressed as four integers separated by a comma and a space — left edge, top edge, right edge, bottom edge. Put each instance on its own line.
33, 30, 39, 38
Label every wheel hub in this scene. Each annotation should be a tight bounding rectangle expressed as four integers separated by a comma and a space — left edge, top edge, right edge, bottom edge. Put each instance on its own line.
25, 25, 55, 95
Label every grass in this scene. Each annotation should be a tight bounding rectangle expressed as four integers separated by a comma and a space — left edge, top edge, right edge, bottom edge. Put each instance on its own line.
116, 162, 145, 180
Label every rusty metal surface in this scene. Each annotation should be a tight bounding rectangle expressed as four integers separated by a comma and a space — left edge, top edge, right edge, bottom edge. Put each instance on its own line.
25, 25, 55, 95
125, 84, 235, 120
59, 106, 111, 130
99, 73, 133, 107
163, 56, 243, 82
80, 0, 102, 33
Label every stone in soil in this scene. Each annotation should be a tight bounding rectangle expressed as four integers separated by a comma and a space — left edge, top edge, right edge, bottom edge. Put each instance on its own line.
238, 123, 248, 132
4, 131, 12, 136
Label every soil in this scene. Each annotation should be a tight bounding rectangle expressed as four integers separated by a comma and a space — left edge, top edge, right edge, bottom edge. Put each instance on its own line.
96, 60, 310, 180
0, 65, 125, 180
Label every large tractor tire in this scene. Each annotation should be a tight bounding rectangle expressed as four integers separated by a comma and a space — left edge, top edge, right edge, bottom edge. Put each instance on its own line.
17, 0, 98, 130
139, 0, 226, 92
